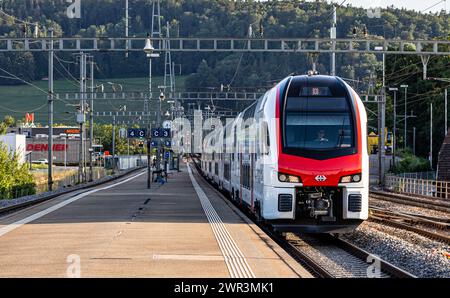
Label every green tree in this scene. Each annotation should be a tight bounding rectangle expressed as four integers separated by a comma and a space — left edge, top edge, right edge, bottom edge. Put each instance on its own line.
0, 115, 15, 135
0, 143, 36, 199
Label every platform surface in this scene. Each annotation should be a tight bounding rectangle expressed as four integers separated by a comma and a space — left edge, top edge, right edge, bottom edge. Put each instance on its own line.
0, 162, 311, 278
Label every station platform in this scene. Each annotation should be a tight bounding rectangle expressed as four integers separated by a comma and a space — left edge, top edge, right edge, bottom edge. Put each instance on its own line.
0, 162, 311, 278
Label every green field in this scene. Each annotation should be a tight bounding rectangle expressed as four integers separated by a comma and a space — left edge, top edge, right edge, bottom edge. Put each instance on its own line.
0, 76, 186, 125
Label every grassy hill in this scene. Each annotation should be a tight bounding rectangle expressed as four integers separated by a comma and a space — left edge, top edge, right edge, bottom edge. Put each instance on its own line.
0, 76, 186, 125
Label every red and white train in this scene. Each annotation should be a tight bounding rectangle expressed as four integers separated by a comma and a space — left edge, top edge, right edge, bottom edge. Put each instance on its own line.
201, 74, 368, 233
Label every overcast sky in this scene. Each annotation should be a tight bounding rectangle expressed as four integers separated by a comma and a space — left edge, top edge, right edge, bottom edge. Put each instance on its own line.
326, 0, 449, 13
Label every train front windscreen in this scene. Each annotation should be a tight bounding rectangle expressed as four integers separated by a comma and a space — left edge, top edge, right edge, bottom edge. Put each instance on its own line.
281, 77, 358, 160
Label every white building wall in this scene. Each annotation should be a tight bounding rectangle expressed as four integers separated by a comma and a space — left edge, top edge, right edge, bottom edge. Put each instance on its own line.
0, 133, 27, 164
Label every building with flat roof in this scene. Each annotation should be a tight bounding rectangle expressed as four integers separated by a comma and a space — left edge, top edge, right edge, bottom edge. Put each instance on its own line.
6, 127, 97, 166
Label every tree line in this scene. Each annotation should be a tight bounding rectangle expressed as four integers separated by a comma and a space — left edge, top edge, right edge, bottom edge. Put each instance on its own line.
0, 0, 449, 165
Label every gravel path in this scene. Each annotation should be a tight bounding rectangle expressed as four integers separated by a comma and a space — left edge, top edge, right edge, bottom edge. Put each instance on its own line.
342, 221, 450, 278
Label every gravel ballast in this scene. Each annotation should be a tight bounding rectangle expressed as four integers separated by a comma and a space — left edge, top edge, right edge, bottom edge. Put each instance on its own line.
342, 221, 450, 278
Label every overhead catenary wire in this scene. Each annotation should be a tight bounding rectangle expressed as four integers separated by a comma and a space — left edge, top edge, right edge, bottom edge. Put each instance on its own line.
0, 102, 48, 113
54, 54, 81, 84
0, 65, 72, 106
0, 66, 48, 95
421, 0, 447, 13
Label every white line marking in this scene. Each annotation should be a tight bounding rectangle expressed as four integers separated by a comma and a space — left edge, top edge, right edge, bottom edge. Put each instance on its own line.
0, 171, 146, 238
187, 164, 255, 278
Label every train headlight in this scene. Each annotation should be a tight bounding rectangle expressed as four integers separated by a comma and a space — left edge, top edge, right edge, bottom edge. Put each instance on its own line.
340, 174, 362, 183
278, 173, 301, 183
352, 174, 361, 182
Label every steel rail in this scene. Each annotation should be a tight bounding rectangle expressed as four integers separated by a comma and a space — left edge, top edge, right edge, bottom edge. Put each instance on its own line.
370, 214, 450, 245
370, 191, 450, 213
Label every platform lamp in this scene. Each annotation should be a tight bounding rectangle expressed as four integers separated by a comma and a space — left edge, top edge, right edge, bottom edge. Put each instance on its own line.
143, 34, 160, 186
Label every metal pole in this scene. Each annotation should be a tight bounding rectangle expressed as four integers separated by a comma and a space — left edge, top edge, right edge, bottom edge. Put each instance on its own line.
64, 136, 67, 168
413, 127, 416, 155
393, 89, 397, 170
378, 53, 386, 186
331, 4, 336, 76
112, 115, 116, 174
403, 86, 408, 149
430, 103, 433, 169
89, 58, 94, 182
47, 28, 54, 191
125, 0, 129, 58
157, 77, 161, 177
147, 134, 152, 189
83, 54, 87, 181
172, 61, 176, 91
78, 53, 85, 184
445, 88, 448, 136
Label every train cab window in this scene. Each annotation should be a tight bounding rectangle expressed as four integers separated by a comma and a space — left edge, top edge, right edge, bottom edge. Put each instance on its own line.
282, 79, 357, 160
285, 97, 353, 149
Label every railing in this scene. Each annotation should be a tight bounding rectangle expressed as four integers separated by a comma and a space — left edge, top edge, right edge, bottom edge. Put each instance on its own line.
396, 171, 436, 180
385, 174, 450, 199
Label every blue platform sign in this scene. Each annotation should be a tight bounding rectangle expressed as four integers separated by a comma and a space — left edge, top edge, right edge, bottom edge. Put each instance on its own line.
151, 128, 160, 138
128, 128, 147, 139
151, 128, 171, 138
151, 140, 158, 147
161, 128, 171, 138
164, 140, 172, 147
164, 151, 170, 159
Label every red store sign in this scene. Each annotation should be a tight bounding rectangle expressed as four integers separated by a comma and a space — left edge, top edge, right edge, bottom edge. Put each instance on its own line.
27, 144, 69, 152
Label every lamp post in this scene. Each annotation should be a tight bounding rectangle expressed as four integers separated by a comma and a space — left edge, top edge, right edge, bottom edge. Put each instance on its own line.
48, 28, 54, 191
389, 87, 399, 170
158, 89, 166, 176
400, 84, 408, 149
143, 34, 160, 186
374, 46, 386, 186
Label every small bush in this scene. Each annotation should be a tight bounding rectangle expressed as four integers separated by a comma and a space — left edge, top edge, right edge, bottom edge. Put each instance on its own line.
0, 143, 36, 200
394, 153, 432, 174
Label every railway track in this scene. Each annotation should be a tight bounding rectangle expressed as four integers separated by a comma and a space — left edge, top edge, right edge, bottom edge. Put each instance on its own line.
370, 191, 450, 213
283, 233, 414, 278
189, 155, 416, 278
369, 207, 450, 244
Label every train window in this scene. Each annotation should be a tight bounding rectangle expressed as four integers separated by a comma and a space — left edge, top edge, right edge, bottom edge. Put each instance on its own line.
240, 164, 252, 189
243, 102, 257, 120
258, 93, 269, 112
284, 97, 354, 151
224, 163, 231, 181
260, 121, 270, 155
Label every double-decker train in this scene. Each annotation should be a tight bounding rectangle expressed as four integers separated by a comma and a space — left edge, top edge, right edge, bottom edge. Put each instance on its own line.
200, 74, 368, 233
